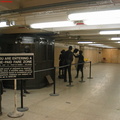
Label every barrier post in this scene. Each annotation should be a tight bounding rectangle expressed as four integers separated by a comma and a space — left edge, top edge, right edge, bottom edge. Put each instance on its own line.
17, 80, 29, 112
50, 67, 59, 96
87, 61, 93, 79
8, 79, 24, 118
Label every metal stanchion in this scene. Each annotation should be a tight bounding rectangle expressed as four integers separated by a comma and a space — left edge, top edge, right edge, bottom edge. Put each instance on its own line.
8, 79, 24, 118
87, 61, 93, 79
17, 80, 29, 112
50, 67, 59, 96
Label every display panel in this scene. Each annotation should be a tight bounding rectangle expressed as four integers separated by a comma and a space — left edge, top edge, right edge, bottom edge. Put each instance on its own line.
0, 53, 34, 80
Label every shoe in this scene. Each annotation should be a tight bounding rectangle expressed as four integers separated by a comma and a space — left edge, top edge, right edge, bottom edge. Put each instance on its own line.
24, 91, 30, 94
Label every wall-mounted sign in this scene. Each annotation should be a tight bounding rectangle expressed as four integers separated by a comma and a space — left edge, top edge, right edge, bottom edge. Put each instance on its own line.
0, 53, 34, 80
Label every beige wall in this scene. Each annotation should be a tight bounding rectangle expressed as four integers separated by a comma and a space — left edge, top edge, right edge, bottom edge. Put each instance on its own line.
83, 47, 102, 64
102, 48, 120, 63
54, 43, 101, 69
54, 45, 120, 68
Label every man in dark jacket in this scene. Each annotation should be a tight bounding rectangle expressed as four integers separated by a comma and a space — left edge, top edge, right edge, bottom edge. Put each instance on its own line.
64, 46, 73, 82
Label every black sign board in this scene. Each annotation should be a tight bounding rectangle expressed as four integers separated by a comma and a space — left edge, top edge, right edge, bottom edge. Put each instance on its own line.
0, 53, 34, 80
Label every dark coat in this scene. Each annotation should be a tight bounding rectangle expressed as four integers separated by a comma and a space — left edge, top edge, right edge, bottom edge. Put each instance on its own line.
64, 50, 73, 64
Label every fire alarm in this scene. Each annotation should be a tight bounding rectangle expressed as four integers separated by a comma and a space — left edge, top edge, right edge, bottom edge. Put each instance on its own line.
74, 20, 84, 25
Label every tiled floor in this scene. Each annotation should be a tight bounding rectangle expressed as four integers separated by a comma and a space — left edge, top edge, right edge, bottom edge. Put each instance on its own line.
1, 63, 120, 120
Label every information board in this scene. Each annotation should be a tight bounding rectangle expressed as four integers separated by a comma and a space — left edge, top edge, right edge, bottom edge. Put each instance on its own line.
0, 53, 34, 80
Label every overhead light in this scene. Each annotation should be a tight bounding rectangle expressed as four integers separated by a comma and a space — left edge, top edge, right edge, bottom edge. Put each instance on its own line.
99, 30, 120, 35
30, 21, 75, 29
89, 44, 114, 48
0, 20, 15, 27
68, 9, 120, 21
68, 9, 120, 25
117, 41, 120, 43
84, 18, 120, 25
111, 37, 120, 40
78, 42, 93, 44
0, 21, 9, 27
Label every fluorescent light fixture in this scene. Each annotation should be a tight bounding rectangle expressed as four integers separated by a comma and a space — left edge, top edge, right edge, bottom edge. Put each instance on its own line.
84, 18, 120, 25
68, 9, 120, 25
118, 41, 120, 43
111, 37, 120, 40
78, 42, 93, 44
68, 9, 120, 21
0, 21, 9, 27
30, 21, 75, 29
99, 30, 120, 35
89, 44, 114, 48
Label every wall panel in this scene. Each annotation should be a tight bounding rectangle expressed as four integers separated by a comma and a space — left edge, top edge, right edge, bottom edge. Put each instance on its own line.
102, 49, 119, 63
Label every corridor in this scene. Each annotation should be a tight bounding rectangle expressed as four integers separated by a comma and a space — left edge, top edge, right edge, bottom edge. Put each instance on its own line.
1, 63, 120, 120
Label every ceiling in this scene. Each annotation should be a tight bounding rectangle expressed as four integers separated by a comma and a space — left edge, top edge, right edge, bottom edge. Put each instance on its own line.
0, 0, 120, 48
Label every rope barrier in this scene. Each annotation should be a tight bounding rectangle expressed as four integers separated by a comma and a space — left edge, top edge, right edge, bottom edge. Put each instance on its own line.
34, 67, 55, 73
34, 61, 90, 73
34, 61, 92, 96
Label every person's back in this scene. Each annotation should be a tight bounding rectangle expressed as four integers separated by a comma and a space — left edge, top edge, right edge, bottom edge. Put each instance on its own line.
74, 50, 84, 79
59, 50, 65, 78
64, 46, 73, 82
78, 52, 84, 63
59, 50, 65, 65
64, 47, 73, 65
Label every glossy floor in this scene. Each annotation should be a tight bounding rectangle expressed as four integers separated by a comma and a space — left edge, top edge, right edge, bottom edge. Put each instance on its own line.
1, 63, 120, 120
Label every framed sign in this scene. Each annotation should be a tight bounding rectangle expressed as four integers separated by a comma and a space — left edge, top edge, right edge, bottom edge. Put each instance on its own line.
0, 53, 34, 80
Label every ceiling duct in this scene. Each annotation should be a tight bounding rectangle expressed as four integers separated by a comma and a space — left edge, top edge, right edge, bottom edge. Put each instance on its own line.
0, 0, 116, 15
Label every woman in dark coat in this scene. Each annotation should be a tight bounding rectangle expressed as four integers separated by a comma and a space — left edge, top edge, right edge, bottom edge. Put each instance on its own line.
58, 50, 65, 78
74, 50, 84, 79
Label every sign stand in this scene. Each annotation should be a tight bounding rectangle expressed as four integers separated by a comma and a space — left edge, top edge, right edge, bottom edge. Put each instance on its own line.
17, 80, 29, 112
49, 67, 59, 96
8, 79, 24, 118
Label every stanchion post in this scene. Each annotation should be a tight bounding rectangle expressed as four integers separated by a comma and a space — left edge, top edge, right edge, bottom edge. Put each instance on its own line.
50, 67, 59, 96
17, 80, 29, 112
87, 61, 93, 79
8, 79, 24, 118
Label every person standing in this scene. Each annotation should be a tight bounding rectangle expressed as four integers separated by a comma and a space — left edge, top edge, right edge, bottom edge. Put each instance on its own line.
74, 50, 84, 79
58, 50, 65, 79
64, 46, 73, 82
